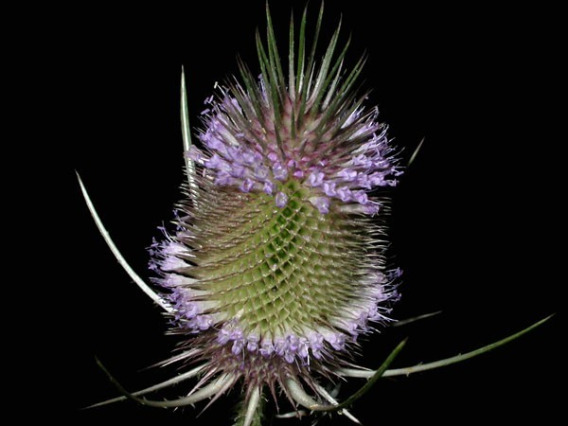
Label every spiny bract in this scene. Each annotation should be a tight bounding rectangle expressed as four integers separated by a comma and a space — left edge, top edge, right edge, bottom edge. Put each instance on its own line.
103, 4, 402, 424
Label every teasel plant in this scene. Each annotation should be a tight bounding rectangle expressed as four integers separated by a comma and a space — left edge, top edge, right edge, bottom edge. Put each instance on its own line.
77, 3, 552, 425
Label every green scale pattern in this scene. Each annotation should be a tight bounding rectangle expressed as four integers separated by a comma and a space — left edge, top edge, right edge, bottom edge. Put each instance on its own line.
183, 179, 370, 337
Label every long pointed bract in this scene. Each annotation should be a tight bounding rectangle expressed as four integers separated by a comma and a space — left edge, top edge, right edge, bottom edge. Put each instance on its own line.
315, 384, 361, 425
408, 137, 425, 166
340, 316, 553, 378
76, 172, 172, 312
135, 374, 233, 408
181, 66, 198, 200
87, 364, 206, 408
242, 387, 261, 426
285, 378, 331, 411
96, 357, 234, 408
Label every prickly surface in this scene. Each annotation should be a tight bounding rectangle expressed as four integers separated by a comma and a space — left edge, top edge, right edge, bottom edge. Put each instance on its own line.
183, 179, 378, 335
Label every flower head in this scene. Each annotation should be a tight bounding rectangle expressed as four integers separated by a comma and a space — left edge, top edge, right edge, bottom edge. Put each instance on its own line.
79, 6, 556, 424
95, 4, 402, 424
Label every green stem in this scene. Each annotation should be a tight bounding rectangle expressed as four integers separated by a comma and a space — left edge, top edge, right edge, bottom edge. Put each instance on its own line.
233, 388, 265, 426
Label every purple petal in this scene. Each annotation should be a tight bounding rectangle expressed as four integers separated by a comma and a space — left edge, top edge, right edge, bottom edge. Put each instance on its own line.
254, 165, 270, 180
388, 267, 403, 280
263, 180, 275, 194
364, 203, 380, 215
160, 256, 186, 272
309, 196, 330, 214
231, 339, 245, 355
230, 163, 246, 178
369, 172, 386, 186
196, 315, 213, 331
227, 146, 243, 161
275, 192, 288, 208
217, 327, 232, 344
230, 328, 244, 341
307, 171, 325, 187
259, 339, 274, 357
272, 163, 288, 181
207, 154, 229, 171
338, 168, 358, 181
352, 154, 372, 168
336, 187, 352, 202
324, 332, 345, 351
214, 172, 235, 186
241, 150, 257, 165
297, 338, 309, 359
230, 97, 241, 111
205, 135, 225, 152
240, 178, 255, 193
323, 181, 337, 197
356, 173, 372, 189
162, 241, 186, 256
352, 190, 369, 205
308, 332, 324, 359
293, 169, 305, 178
246, 334, 260, 352
182, 302, 198, 319
286, 334, 299, 351
274, 337, 286, 356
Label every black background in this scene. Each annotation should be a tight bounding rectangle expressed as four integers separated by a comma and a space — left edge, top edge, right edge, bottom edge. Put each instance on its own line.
36, 0, 562, 424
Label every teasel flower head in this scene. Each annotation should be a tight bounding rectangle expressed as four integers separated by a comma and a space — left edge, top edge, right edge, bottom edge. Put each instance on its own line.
77, 4, 557, 423
91, 4, 404, 424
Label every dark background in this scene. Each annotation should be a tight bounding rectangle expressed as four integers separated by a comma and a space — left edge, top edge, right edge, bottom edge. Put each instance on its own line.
39, 0, 561, 424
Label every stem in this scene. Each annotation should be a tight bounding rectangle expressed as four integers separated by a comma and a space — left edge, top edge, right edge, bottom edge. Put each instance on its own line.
233, 388, 265, 426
